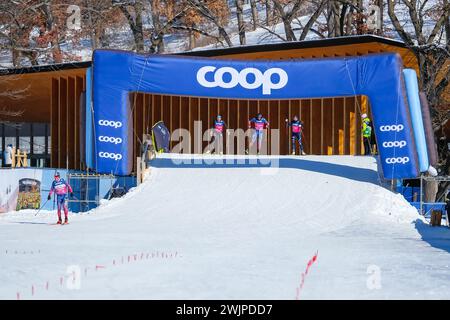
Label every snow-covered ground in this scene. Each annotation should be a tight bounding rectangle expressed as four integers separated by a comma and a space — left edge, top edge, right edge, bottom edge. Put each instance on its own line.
0, 154, 449, 300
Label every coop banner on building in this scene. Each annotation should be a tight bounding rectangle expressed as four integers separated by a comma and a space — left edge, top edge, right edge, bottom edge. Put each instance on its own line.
93, 50, 421, 179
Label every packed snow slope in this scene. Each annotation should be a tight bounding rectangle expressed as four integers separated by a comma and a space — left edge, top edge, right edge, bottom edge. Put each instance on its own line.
1, 155, 450, 299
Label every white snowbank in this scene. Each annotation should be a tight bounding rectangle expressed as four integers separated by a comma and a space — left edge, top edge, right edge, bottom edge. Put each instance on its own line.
0, 154, 449, 300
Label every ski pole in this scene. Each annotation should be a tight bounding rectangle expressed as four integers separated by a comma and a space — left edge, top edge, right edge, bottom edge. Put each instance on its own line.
301, 131, 307, 154
285, 117, 290, 154
34, 198, 50, 216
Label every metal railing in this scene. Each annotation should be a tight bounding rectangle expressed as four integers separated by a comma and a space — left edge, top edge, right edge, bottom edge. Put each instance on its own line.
67, 173, 125, 213
419, 175, 450, 226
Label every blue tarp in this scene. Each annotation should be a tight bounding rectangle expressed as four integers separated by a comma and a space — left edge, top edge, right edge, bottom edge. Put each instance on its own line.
85, 67, 95, 170
403, 69, 429, 172
151, 121, 170, 153
92, 50, 420, 179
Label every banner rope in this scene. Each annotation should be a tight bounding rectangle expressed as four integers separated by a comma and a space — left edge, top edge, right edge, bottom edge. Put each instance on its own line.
344, 60, 384, 188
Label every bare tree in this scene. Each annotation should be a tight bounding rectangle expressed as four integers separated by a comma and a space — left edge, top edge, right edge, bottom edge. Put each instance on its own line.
326, 0, 341, 37
376, 0, 383, 36
297, 0, 327, 40
187, 0, 232, 47
147, 3, 192, 53
81, 0, 124, 50
388, 0, 450, 174
388, 0, 450, 108
235, 0, 246, 45
272, 0, 306, 41
0, 1, 42, 66
265, 0, 272, 26
40, 0, 62, 63
250, 0, 259, 31
114, 0, 145, 52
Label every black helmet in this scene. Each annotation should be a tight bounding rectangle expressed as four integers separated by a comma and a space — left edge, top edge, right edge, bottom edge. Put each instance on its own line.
54, 171, 60, 178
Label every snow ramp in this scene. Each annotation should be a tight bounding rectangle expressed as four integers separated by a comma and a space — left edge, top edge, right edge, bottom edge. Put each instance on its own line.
1, 155, 450, 299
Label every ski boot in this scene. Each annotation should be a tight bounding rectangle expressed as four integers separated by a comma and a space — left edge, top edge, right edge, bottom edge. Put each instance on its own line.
56, 219, 62, 225
291, 151, 296, 155
301, 151, 307, 155
63, 218, 69, 225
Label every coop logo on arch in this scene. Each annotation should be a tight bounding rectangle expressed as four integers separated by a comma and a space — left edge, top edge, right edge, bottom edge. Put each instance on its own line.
379, 124, 404, 132
385, 157, 410, 164
98, 120, 123, 128
99, 152, 122, 161
99, 136, 122, 144
382, 140, 407, 148
196, 66, 288, 95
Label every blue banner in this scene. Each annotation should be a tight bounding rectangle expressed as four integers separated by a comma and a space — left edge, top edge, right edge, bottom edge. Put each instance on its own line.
403, 69, 429, 172
85, 67, 94, 170
92, 50, 420, 179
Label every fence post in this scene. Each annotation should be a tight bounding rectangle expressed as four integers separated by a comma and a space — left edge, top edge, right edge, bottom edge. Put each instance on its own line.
420, 174, 423, 215
137, 157, 142, 185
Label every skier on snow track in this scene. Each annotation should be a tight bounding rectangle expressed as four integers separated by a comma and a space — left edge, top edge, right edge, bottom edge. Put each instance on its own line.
248, 113, 269, 155
286, 115, 306, 155
206, 115, 228, 155
48, 172, 73, 225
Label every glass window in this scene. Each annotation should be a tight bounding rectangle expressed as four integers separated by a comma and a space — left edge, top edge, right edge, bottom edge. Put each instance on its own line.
33, 136, 46, 154
1, 122, 51, 163
19, 136, 31, 153
5, 136, 15, 149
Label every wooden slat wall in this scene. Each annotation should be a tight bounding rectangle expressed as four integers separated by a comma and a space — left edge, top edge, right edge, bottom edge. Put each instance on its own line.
59, 78, 67, 168
39, 89, 369, 174
67, 77, 75, 169
300, 99, 311, 154
50, 78, 59, 168
334, 98, 344, 155
50, 74, 86, 170
128, 93, 371, 172
75, 76, 84, 168
323, 98, 333, 155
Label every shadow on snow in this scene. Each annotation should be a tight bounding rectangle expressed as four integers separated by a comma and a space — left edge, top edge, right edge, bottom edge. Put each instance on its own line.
415, 219, 450, 254
149, 156, 380, 185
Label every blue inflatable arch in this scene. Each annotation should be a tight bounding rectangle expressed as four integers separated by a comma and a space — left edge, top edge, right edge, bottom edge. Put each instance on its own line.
92, 50, 422, 179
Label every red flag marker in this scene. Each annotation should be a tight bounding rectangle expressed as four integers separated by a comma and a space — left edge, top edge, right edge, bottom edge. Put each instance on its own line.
296, 251, 319, 300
